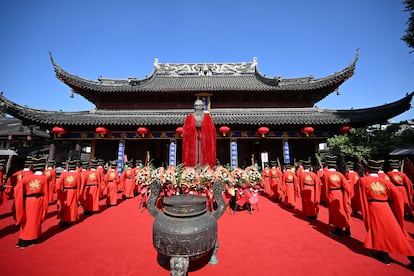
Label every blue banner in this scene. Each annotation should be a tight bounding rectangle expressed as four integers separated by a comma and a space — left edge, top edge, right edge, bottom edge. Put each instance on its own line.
231, 140, 238, 170
117, 140, 125, 177
169, 140, 176, 167
283, 139, 290, 164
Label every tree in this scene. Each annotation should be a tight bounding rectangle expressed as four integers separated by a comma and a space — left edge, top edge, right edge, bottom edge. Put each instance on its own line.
326, 124, 414, 162
402, 0, 414, 51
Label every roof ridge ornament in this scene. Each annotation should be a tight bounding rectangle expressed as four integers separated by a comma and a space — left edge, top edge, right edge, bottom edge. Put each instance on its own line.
154, 59, 257, 76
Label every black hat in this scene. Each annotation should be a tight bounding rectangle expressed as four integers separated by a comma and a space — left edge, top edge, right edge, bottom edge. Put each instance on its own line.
388, 159, 400, 170
67, 160, 78, 171
32, 157, 46, 171
46, 160, 55, 168
270, 160, 277, 167
302, 160, 311, 169
346, 161, 354, 169
325, 155, 337, 168
0, 159, 5, 167
284, 163, 291, 169
367, 160, 384, 171
81, 161, 89, 169
24, 156, 34, 167
90, 159, 98, 169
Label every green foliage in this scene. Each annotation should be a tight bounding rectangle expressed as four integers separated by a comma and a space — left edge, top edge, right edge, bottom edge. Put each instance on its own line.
402, 0, 414, 51
327, 128, 371, 161
326, 125, 414, 161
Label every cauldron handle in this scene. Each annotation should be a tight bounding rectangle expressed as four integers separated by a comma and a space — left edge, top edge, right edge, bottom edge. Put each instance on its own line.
212, 180, 225, 220
147, 179, 162, 217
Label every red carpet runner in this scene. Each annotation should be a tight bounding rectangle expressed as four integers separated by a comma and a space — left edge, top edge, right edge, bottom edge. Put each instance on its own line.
1, 194, 413, 275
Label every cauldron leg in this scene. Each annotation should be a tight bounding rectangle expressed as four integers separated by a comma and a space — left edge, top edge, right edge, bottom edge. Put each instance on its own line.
170, 256, 189, 276
208, 240, 220, 265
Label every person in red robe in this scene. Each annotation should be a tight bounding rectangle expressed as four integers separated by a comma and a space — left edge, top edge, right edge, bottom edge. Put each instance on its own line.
7, 157, 34, 219
298, 160, 321, 220
281, 164, 299, 209
104, 161, 119, 206
0, 159, 8, 206
44, 160, 57, 204
182, 99, 216, 168
56, 161, 81, 227
96, 159, 106, 199
121, 161, 135, 199
262, 163, 272, 197
323, 156, 352, 237
14, 158, 49, 248
81, 159, 102, 215
359, 159, 414, 268
345, 161, 362, 216
270, 162, 283, 201
387, 159, 413, 218
6, 157, 33, 199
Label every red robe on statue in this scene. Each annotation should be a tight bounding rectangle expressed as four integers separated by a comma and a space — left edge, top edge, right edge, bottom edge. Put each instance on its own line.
182, 113, 216, 168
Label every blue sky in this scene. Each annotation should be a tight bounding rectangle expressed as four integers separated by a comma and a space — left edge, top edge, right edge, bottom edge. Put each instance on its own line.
0, 0, 413, 122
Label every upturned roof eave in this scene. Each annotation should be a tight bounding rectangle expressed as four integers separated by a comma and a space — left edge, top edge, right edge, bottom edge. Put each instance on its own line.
49, 51, 358, 96
0, 91, 411, 129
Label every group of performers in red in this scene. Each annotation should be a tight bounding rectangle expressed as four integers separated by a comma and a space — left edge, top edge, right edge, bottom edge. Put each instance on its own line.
0, 157, 150, 248
261, 156, 414, 268
1, 153, 414, 270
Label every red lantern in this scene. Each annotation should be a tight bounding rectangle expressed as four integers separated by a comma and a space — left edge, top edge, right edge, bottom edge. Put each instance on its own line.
52, 126, 66, 137
257, 126, 269, 138
339, 125, 351, 134
176, 126, 184, 137
301, 126, 314, 137
219, 126, 230, 136
96, 126, 108, 137
137, 127, 149, 137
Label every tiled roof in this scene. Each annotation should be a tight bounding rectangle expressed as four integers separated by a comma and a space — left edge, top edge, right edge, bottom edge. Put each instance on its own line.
50, 52, 358, 106
0, 92, 412, 129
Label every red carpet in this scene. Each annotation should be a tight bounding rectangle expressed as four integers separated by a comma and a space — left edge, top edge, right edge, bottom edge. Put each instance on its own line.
1, 193, 414, 275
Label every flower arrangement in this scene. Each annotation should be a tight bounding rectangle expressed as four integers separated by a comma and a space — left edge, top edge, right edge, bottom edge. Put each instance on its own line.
215, 166, 233, 185
151, 167, 164, 182
162, 166, 177, 186
200, 166, 215, 186
245, 165, 262, 186
136, 166, 152, 186
231, 167, 249, 187
179, 167, 200, 188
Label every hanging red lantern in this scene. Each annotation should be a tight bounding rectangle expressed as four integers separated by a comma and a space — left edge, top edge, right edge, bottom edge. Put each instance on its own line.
219, 126, 230, 136
257, 126, 269, 138
339, 125, 351, 134
137, 127, 149, 137
52, 126, 66, 137
176, 126, 184, 137
301, 126, 314, 137
96, 126, 108, 137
